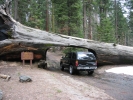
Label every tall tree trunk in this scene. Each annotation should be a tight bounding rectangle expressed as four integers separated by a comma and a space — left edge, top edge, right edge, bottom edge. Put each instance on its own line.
45, 0, 49, 31
88, 0, 92, 39
83, 0, 88, 39
99, 0, 107, 24
67, 0, 71, 36
14, 0, 18, 20
115, 0, 118, 43
52, 2, 55, 32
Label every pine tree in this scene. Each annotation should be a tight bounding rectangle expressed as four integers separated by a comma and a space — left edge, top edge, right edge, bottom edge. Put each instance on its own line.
52, 0, 82, 37
16, 0, 46, 30
126, 0, 133, 46
0, 0, 4, 5
95, 0, 116, 43
112, 1, 128, 45
97, 18, 115, 43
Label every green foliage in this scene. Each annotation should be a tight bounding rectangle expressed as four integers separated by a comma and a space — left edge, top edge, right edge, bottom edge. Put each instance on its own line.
125, 0, 133, 45
97, 18, 115, 43
97, 0, 112, 21
127, 0, 133, 31
52, 0, 82, 37
129, 11, 133, 31
63, 47, 87, 54
51, 0, 64, 4
17, 0, 45, 29
0, 0, 4, 5
112, 1, 129, 44
93, 0, 129, 44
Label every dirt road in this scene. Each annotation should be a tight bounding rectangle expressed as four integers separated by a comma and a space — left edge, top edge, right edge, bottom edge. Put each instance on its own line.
0, 61, 113, 100
0, 51, 133, 100
47, 51, 133, 100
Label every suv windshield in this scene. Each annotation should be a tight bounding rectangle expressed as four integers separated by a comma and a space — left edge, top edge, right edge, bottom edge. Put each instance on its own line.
77, 52, 96, 61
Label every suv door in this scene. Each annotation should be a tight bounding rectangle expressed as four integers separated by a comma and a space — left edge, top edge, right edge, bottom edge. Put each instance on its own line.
71, 52, 76, 66
63, 53, 71, 67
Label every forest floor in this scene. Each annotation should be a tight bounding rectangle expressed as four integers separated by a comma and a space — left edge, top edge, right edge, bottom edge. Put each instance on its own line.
0, 51, 133, 100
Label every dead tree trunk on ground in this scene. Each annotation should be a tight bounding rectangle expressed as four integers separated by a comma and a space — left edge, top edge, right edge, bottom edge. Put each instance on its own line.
0, 1, 133, 65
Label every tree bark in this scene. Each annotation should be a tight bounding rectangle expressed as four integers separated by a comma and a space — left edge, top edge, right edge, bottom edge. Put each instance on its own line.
0, 2, 133, 65
45, 0, 49, 31
83, 0, 87, 39
88, 0, 92, 39
14, 0, 18, 20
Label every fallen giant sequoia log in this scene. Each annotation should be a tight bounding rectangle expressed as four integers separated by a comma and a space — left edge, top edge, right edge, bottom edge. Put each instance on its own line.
0, 1, 133, 65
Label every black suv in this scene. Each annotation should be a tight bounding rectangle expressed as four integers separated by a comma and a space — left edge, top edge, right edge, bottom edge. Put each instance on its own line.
60, 52, 97, 75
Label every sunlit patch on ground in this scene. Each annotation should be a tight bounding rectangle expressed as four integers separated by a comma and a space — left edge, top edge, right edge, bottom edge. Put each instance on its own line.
106, 66, 133, 76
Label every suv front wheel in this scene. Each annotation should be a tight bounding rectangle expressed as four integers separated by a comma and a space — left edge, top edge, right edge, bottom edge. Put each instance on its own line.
69, 65, 75, 75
